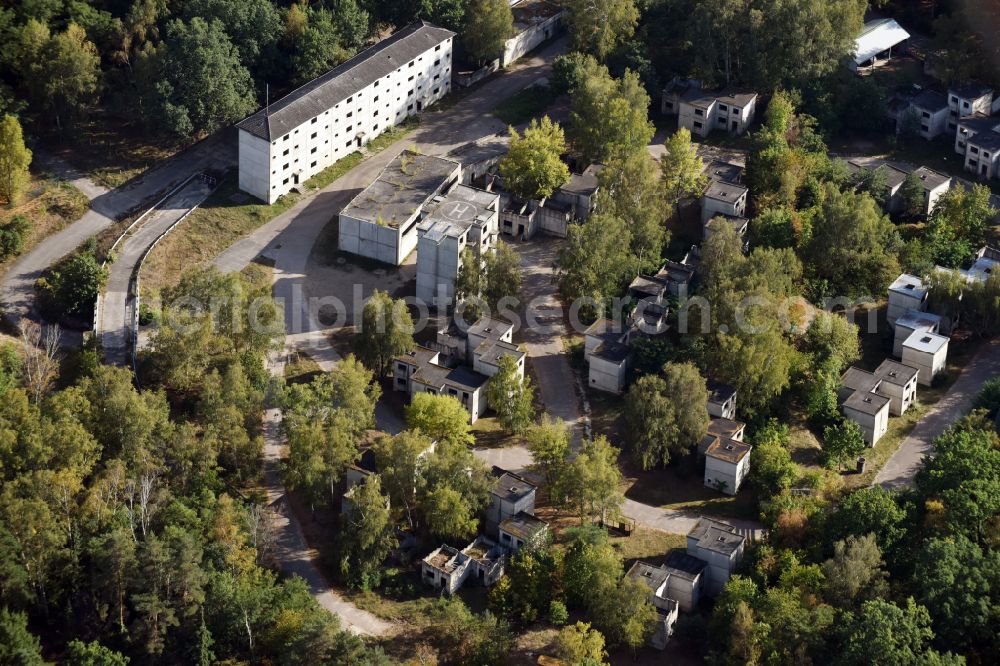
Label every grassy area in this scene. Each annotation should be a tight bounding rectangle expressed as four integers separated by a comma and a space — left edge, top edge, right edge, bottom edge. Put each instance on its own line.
610, 526, 686, 565
471, 416, 521, 449
283, 350, 322, 385
0, 176, 88, 274
492, 85, 558, 126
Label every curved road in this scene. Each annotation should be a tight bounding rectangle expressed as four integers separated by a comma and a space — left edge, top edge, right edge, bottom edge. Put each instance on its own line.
876, 338, 1000, 489
98, 177, 214, 365
1, 133, 234, 327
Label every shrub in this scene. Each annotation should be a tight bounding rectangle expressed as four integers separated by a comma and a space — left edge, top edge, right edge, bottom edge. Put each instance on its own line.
0, 215, 29, 260
549, 599, 569, 626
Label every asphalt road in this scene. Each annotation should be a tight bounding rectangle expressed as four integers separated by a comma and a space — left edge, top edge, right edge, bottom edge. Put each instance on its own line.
97, 177, 214, 365
875, 337, 1000, 489
1, 132, 235, 327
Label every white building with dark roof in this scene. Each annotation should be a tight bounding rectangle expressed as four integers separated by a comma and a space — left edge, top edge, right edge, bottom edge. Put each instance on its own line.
900, 90, 950, 139
485, 467, 537, 533
625, 561, 680, 650
947, 83, 996, 134
237, 21, 454, 203
583, 318, 632, 394
686, 518, 746, 596
498, 511, 549, 552
676, 88, 757, 138
704, 438, 751, 495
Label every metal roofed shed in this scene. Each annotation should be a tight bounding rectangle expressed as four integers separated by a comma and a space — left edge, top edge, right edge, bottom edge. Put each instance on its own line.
237, 21, 455, 141
851, 18, 910, 69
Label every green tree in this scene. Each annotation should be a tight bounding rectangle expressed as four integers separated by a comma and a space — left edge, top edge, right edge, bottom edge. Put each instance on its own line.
804, 311, 860, 373
422, 439, 493, 534
38, 250, 108, 319
340, 475, 396, 588
17, 21, 101, 130
623, 362, 709, 469
483, 241, 522, 310
424, 485, 478, 540
898, 170, 926, 220
484, 354, 534, 434
912, 535, 999, 655
838, 598, 935, 666
595, 150, 667, 269
562, 525, 622, 608
590, 577, 658, 654
806, 183, 901, 297
374, 430, 433, 528
821, 534, 888, 608
565, 0, 639, 60
0, 608, 44, 666
707, 330, 797, 420
0, 114, 31, 205
925, 184, 997, 267
526, 415, 570, 492
405, 392, 473, 445
462, 0, 513, 64
289, 9, 346, 86
750, 435, 797, 498
138, 17, 256, 138
558, 213, 633, 318
499, 116, 569, 200
661, 127, 707, 215
182, 0, 283, 67
751, 207, 801, 250
568, 60, 653, 163
564, 436, 623, 523
824, 486, 906, 555
555, 621, 609, 665
354, 290, 415, 376
65, 639, 130, 665
821, 420, 866, 470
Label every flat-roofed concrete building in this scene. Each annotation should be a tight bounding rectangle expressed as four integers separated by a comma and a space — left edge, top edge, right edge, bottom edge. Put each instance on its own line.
900, 90, 950, 139
893, 309, 943, 357
485, 467, 537, 532
415, 184, 500, 307
707, 381, 737, 420
583, 318, 632, 394
392, 345, 490, 423
686, 518, 746, 596
498, 511, 549, 552
947, 83, 996, 134
340, 150, 462, 265
887, 273, 929, 325
839, 367, 892, 445
704, 438, 752, 495
676, 88, 757, 138
237, 21, 454, 203
503, 0, 565, 67
902, 330, 949, 386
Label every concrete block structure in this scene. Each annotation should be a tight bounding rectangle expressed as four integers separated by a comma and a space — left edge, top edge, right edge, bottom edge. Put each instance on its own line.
893, 310, 943, 358
947, 83, 995, 134
583, 318, 632, 394
498, 511, 549, 552
704, 438, 752, 495
887, 273, 929, 325
707, 381, 737, 420
900, 90, 950, 139
686, 519, 746, 596
485, 467, 537, 533
955, 114, 1000, 180
625, 562, 680, 649
849, 18, 909, 72
415, 185, 500, 308
673, 88, 758, 138
393, 345, 490, 423
701, 160, 749, 241
502, 0, 564, 66
550, 164, 603, 220
902, 330, 949, 386
839, 367, 892, 445
421, 536, 505, 593
339, 150, 462, 265
237, 22, 454, 203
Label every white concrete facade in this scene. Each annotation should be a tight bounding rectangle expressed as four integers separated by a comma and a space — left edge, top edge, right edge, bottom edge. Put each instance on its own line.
237, 22, 455, 204
686, 519, 746, 597
704, 440, 751, 495
678, 90, 757, 138
502, 0, 564, 66
902, 330, 949, 386
887, 273, 929, 325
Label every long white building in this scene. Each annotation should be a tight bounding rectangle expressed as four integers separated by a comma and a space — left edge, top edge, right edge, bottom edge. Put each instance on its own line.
236, 21, 455, 204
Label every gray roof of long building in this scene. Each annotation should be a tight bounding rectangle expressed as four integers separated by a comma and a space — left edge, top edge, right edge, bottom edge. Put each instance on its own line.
911, 89, 949, 113
237, 21, 455, 141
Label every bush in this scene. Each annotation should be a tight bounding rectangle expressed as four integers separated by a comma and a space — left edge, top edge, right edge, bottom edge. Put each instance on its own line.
549, 599, 569, 626
138, 302, 159, 326
0, 215, 29, 260
973, 377, 1000, 416
37, 248, 108, 320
